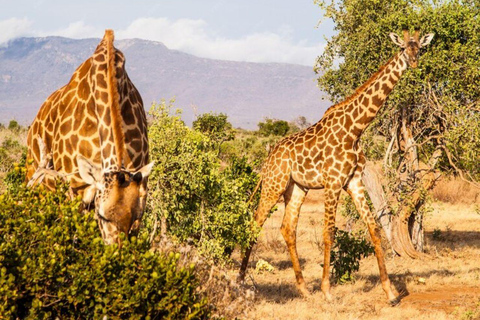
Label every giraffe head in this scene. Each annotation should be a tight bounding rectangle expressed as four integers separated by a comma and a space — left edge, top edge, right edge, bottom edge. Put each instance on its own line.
389, 29, 434, 68
78, 155, 154, 244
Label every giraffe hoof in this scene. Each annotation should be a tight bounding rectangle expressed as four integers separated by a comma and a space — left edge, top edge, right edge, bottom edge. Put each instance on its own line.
297, 285, 310, 297
389, 297, 401, 307
323, 291, 333, 302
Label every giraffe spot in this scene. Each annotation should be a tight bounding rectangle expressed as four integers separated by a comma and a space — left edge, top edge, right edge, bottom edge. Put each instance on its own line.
79, 140, 93, 159
116, 67, 124, 79
352, 108, 359, 119
77, 79, 90, 100
99, 127, 110, 142
122, 106, 135, 125
104, 110, 112, 126
372, 95, 382, 107
96, 103, 105, 116
127, 128, 142, 140
96, 74, 107, 89
77, 60, 92, 78
324, 157, 334, 167
98, 63, 107, 72
70, 135, 79, 149
100, 92, 109, 104
95, 54, 105, 62
64, 157, 73, 173
304, 158, 314, 170
305, 170, 317, 180
102, 144, 112, 158
392, 70, 400, 79
60, 120, 72, 136
374, 82, 380, 91
334, 162, 342, 171
382, 83, 391, 95
344, 115, 353, 128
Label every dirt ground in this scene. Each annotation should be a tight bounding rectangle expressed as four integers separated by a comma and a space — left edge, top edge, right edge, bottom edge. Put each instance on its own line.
234, 190, 480, 320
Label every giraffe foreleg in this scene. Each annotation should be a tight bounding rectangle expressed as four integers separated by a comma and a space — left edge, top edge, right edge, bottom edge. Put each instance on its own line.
345, 171, 399, 305
281, 182, 308, 296
321, 183, 342, 301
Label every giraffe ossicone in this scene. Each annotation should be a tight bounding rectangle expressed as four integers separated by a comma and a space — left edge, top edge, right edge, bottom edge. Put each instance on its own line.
239, 29, 434, 305
26, 29, 153, 245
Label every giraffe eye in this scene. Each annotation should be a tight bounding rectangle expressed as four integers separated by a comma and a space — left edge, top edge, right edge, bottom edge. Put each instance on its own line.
133, 172, 142, 184
117, 172, 126, 185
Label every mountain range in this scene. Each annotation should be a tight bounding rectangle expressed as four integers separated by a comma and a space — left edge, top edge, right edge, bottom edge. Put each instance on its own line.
0, 36, 330, 129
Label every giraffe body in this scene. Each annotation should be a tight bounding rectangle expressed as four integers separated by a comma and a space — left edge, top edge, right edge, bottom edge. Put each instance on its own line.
26, 30, 153, 244
239, 30, 434, 304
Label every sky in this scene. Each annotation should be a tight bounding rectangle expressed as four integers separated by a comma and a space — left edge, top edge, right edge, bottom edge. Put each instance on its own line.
0, 0, 334, 66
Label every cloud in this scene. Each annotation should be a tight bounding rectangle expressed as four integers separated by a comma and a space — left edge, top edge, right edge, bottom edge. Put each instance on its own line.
0, 18, 33, 44
115, 17, 324, 66
0, 17, 324, 65
44, 21, 98, 39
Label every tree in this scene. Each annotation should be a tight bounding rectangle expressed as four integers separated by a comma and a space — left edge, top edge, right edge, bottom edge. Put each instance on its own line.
315, 0, 480, 256
257, 118, 291, 137
7, 120, 20, 131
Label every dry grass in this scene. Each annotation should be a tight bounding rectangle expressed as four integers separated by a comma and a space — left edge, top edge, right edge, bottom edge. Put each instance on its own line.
432, 177, 480, 204
232, 190, 480, 320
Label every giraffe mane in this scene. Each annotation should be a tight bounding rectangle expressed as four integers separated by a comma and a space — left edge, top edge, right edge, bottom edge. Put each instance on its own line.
321, 54, 399, 118
104, 29, 125, 168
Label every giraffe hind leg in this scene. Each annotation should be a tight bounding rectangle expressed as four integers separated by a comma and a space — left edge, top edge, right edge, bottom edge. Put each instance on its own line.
239, 182, 285, 282
280, 182, 309, 296
320, 184, 342, 301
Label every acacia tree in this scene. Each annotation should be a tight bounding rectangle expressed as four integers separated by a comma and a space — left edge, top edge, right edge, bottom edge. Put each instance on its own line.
315, 0, 480, 256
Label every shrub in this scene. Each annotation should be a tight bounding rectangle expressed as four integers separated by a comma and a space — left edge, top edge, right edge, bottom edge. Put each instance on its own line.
148, 101, 259, 260
329, 229, 374, 284
193, 112, 234, 144
0, 168, 210, 319
7, 120, 20, 131
257, 118, 291, 137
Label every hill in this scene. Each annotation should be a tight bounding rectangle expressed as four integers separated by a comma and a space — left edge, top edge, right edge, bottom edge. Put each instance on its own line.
0, 36, 329, 129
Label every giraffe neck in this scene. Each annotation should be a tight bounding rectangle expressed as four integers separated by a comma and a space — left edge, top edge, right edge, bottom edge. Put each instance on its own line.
345, 52, 408, 137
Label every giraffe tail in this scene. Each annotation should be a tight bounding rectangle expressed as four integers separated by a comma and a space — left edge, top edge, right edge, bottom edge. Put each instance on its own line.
103, 29, 125, 167
247, 177, 262, 204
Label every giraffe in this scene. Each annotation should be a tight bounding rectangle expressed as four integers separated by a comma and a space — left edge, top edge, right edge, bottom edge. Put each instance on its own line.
26, 30, 154, 245
239, 30, 434, 305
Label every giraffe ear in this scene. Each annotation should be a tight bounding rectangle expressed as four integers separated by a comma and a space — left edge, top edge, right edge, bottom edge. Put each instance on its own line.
77, 155, 103, 187
389, 33, 405, 48
134, 161, 155, 182
419, 33, 434, 48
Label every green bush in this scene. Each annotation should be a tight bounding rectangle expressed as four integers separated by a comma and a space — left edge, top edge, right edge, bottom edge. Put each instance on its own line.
257, 118, 291, 137
193, 112, 234, 144
7, 120, 20, 131
329, 230, 374, 284
148, 101, 259, 260
0, 170, 210, 319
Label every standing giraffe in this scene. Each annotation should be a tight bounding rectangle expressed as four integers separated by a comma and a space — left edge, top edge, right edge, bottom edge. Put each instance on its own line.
239, 30, 434, 304
26, 30, 154, 245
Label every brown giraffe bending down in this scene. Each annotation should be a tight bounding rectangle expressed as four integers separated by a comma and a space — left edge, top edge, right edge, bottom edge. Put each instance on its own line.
26, 30, 153, 245
239, 30, 434, 304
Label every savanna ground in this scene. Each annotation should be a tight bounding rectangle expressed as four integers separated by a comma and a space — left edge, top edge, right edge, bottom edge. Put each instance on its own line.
235, 183, 480, 320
